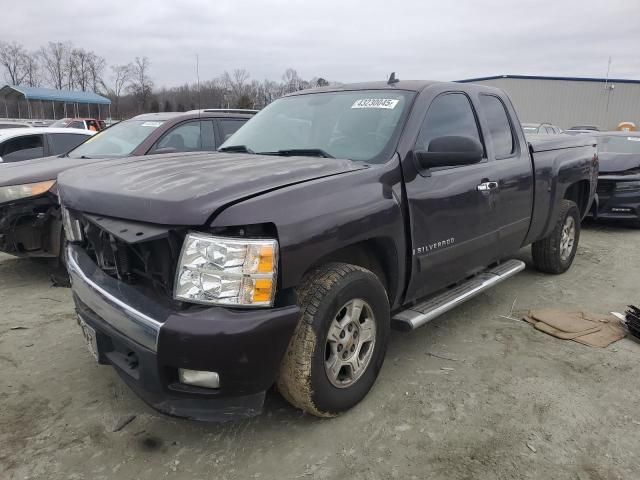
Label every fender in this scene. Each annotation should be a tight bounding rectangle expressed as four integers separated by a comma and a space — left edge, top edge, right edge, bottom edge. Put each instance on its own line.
524, 142, 597, 244
211, 157, 407, 308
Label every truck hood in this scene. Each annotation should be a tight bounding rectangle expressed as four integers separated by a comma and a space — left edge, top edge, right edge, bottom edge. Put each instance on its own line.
58, 152, 366, 225
598, 153, 640, 174
0, 155, 103, 187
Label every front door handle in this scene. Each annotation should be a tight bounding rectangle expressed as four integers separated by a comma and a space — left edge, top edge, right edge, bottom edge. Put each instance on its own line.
477, 181, 499, 192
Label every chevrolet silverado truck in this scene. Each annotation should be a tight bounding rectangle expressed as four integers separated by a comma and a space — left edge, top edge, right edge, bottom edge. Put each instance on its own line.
0, 110, 253, 266
57, 80, 597, 421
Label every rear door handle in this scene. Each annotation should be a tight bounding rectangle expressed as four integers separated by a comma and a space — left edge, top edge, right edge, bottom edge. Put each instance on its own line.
477, 181, 499, 192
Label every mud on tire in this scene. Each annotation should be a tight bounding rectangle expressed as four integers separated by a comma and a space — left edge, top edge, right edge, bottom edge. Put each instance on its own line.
532, 199, 580, 274
277, 262, 390, 417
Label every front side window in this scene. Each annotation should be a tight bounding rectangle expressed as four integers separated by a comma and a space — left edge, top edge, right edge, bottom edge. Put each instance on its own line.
1, 135, 44, 162
67, 119, 165, 159
480, 95, 515, 158
221, 90, 415, 163
154, 121, 214, 152
416, 93, 483, 152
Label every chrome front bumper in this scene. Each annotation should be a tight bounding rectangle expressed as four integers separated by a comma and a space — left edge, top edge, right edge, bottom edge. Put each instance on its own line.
66, 244, 164, 352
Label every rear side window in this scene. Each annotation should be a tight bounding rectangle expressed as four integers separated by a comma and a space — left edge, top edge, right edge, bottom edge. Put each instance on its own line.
0, 135, 45, 162
48, 133, 90, 154
480, 95, 515, 159
417, 93, 483, 152
219, 119, 247, 142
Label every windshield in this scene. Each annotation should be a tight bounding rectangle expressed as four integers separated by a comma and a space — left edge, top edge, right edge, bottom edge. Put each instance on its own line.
597, 135, 640, 154
67, 119, 164, 159
220, 90, 415, 163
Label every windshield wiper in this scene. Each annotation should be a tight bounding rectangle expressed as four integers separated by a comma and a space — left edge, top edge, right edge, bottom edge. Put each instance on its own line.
218, 145, 255, 154
259, 148, 334, 158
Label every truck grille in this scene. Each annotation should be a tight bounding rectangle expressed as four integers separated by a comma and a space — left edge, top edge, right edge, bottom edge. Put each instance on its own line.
596, 180, 615, 206
74, 213, 183, 303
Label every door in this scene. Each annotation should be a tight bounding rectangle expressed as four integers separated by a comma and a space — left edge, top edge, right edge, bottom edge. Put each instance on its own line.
477, 94, 533, 254
403, 92, 503, 301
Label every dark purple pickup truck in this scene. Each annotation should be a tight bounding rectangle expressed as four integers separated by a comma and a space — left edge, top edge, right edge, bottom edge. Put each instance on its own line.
57, 79, 597, 421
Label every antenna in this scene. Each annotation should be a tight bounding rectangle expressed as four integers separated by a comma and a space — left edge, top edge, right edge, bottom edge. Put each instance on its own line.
387, 72, 400, 85
196, 54, 203, 148
604, 56, 612, 90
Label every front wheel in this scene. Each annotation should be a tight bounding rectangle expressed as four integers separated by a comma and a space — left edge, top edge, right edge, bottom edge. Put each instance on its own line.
277, 263, 390, 417
532, 199, 580, 274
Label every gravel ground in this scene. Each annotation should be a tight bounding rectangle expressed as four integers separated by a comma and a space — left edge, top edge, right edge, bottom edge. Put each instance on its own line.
1, 222, 639, 480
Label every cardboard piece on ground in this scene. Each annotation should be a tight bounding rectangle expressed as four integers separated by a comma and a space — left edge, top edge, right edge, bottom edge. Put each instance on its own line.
523, 310, 626, 348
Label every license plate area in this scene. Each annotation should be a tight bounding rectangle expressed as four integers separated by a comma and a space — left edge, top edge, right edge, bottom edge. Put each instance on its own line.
78, 315, 99, 362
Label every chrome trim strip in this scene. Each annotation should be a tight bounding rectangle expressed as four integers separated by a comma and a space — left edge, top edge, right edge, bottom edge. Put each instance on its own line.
67, 245, 162, 352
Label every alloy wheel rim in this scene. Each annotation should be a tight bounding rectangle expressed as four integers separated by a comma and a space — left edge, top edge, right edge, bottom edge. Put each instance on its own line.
560, 216, 576, 261
324, 298, 376, 388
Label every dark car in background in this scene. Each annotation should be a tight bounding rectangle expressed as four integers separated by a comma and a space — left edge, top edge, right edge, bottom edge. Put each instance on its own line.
590, 131, 640, 227
0, 109, 254, 264
522, 122, 563, 135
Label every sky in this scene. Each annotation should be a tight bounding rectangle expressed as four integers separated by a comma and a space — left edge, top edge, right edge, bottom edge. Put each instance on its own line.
4, 0, 640, 88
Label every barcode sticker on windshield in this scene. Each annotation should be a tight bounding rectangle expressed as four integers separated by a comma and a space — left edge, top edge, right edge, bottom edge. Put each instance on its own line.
351, 99, 399, 109
141, 121, 163, 127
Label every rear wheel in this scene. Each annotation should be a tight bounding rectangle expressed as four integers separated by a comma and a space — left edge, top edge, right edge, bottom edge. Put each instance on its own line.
277, 263, 389, 417
532, 199, 580, 274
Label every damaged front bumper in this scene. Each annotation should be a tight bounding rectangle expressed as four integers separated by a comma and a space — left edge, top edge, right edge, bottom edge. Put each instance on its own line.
66, 244, 300, 421
0, 194, 62, 258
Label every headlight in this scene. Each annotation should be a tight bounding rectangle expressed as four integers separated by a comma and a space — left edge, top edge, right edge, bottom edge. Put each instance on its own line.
615, 181, 640, 192
174, 232, 278, 307
61, 206, 84, 243
0, 180, 56, 203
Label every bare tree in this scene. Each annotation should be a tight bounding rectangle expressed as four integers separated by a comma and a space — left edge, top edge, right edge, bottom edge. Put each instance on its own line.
88, 53, 106, 93
23, 52, 41, 87
104, 63, 133, 118
0, 41, 29, 85
128, 56, 154, 112
40, 42, 70, 89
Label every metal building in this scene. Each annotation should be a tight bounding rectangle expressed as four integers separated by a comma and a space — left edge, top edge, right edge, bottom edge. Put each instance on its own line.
459, 75, 640, 131
0, 85, 112, 120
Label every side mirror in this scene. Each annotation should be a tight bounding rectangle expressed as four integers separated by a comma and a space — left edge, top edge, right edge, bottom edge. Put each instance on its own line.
152, 147, 178, 155
415, 135, 484, 170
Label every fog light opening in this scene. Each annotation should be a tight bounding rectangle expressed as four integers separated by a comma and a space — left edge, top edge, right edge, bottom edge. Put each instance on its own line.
178, 369, 220, 389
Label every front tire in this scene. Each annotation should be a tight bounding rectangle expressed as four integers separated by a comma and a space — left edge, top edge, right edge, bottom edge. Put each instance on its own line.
532, 199, 580, 274
277, 263, 390, 417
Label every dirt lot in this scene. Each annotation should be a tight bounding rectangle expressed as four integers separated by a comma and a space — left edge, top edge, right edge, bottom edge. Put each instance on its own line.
1, 222, 639, 480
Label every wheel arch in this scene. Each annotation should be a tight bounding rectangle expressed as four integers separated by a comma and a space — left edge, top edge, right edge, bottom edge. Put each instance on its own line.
305, 237, 399, 306
563, 179, 592, 219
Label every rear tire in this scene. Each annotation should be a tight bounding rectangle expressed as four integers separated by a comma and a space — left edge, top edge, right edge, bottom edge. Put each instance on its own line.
532, 200, 580, 274
277, 263, 390, 417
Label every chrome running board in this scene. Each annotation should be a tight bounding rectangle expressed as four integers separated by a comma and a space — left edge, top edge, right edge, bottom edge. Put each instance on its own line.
392, 259, 526, 331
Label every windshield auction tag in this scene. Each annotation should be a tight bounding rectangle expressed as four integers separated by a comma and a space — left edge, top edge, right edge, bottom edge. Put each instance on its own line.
351, 98, 399, 109
141, 121, 163, 127
627, 137, 640, 142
